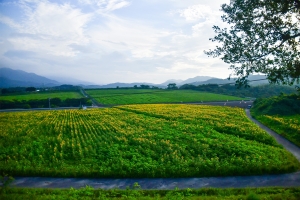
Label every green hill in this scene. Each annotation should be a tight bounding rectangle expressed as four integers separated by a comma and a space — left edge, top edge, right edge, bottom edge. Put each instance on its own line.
252, 94, 300, 116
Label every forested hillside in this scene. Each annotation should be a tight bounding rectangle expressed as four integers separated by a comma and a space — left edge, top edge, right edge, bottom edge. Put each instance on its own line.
180, 84, 296, 98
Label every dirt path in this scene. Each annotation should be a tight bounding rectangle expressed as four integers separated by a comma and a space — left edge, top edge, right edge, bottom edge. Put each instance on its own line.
3, 107, 300, 189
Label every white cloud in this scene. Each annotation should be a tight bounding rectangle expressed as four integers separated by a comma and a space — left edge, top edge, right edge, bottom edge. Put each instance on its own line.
0, 0, 233, 84
179, 4, 213, 22
157, 62, 201, 73
78, 0, 130, 12
21, 2, 91, 40
5, 1, 92, 57
88, 15, 169, 59
105, 0, 130, 11
0, 15, 22, 30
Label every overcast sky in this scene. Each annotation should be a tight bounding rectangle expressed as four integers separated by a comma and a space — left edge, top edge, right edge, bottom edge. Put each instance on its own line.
0, 0, 231, 84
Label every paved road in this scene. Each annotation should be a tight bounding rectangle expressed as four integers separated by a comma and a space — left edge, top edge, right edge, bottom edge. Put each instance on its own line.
10, 172, 300, 189
245, 109, 300, 162
0, 101, 251, 112
188, 100, 253, 109
80, 88, 103, 107
2, 105, 300, 189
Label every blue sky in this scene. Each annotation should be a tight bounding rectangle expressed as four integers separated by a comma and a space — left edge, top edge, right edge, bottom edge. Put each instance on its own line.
0, 0, 230, 84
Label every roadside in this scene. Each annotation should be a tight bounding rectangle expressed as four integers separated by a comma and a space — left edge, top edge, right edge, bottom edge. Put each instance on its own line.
189, 100, 253, 109
80, 88, 104, 107
0, 100, 252, 112
245, 109, 300, 162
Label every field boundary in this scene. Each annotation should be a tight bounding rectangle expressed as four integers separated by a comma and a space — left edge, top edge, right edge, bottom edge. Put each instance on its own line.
87, 100, 253, 108
80, 88, 106, 107
0, 101, 253, 111
245, 109, 300, 162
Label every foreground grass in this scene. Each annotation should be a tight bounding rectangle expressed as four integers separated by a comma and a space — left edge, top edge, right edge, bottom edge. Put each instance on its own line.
86, 89, 244, 105
0, 105, 299, 178
1, 186, 300, 200
0, 91, 83, 101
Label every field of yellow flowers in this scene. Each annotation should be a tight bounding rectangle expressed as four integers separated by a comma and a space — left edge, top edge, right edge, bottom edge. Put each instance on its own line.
253, 114, 300, 147
0, 104, 299, 178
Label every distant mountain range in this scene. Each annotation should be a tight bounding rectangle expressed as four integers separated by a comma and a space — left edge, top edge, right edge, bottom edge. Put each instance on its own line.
188, 75, 269, 86
0, 68, 59, 88
0, 67, 268, 88
47, 76, 95, 86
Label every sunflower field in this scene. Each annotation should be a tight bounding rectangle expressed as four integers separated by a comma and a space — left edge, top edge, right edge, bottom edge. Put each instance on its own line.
0, 104, 298, 178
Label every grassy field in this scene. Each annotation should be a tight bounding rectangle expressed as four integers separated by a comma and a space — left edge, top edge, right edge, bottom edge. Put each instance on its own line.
0, 91, 83, 101
86, 89, 244, 105
1, 186, 300, 200
251, 94, 300, 147
0, 105, 298, 178
251, 114, 300, 147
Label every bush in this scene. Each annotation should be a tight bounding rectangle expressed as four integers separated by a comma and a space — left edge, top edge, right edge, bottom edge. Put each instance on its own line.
23, 104, 31, 109
252, 94, 300, 116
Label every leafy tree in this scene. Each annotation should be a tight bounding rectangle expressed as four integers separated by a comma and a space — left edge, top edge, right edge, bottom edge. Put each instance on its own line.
167, 83, 178, 89
140, 85, 150, 89
1, 89, 9, 94
205, 0, 300, 86
252, 93, 300, 115
179, 84, 196, 90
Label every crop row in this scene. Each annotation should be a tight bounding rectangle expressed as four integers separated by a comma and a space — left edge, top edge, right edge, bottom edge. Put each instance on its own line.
0, 105, 299, 178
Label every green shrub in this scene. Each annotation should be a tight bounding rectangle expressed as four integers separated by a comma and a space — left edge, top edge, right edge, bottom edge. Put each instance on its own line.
252, 94, 300, 116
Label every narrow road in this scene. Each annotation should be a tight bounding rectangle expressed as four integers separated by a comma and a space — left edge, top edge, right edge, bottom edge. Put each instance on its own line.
245, 109, 300, 162
0, 100, 251, 112
80, 88, 105, 107
10, 172, 300, 189
188, 100, 253, 109
2, 107, 300, 189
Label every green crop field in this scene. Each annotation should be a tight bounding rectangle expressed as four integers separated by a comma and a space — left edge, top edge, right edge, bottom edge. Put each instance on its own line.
0, 104, 298, 178
0, 91, 83, 101
252, 114, 300, 147
86, 89, 244, 105
87, 89, 162, 96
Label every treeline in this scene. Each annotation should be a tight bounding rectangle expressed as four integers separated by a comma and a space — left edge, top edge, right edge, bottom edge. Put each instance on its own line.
1, 87, 32, 94
1, 85, 80, 94
117, 85, 160, 89
179, 84, 297, 98
0, 98, 92, 109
